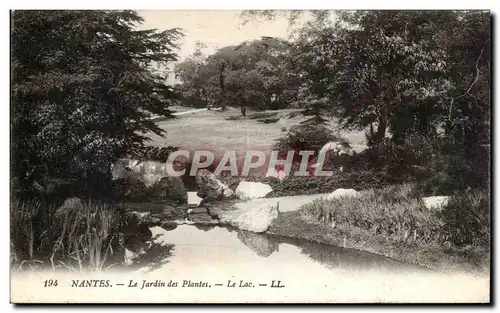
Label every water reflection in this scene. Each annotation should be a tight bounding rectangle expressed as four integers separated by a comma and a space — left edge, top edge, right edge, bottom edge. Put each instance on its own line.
236, 230, 279, 257
296, 239, 433, 274
125, 235, 175, 272
194, 224, 217, 232
141, 225, 432, 275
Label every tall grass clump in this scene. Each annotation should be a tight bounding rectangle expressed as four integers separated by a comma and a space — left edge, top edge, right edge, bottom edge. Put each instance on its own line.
11, 199, 126, 272
10, 199, 57, 270
439, 189, 490, 247
301, 184, 490, 248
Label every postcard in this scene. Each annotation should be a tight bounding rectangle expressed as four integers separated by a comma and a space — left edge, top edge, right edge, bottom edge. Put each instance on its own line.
10, 9, 491, 303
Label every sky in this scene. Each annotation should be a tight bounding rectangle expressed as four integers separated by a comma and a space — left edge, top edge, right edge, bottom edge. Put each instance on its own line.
137, 10, 303, 62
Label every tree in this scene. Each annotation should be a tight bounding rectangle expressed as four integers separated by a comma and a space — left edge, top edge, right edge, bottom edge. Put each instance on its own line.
244, 10, 491, 190
174, 37, 299, 114
11, 10, 183, 198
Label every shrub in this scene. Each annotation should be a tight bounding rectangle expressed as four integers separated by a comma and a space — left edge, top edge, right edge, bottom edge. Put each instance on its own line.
265, 170, 392, 197
273, 123, 349, 153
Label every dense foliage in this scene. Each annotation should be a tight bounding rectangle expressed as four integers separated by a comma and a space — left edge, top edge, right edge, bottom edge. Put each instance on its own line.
11, 10, 183, 199
174, 37, 301, 114
243, 10, 491, 192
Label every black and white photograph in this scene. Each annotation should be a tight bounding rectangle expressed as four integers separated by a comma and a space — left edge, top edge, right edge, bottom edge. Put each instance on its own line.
9, 9, 491, 303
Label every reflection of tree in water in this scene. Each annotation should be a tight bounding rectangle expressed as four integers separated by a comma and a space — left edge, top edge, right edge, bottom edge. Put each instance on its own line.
125, 237, 175, 272
194, 224, 216, 232
237, 230, 280, 258
297, 240, 432, 274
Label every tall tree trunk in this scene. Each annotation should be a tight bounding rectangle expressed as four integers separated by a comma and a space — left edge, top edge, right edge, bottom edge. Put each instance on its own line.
219, 61, 226, 111
240, 104, 247, 116
372, 115, 387, 145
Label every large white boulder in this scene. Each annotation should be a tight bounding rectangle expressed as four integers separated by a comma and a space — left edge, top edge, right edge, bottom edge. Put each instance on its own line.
422, 196, 450, 211
219, 204, 279, 233
326, 188, 360, 200
235, 181, 273, 200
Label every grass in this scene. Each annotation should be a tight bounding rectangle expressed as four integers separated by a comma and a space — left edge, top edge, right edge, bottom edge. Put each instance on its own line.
300, 184, 490, 247
147, 106, 368, 152
271, 184, 491, 273
300, 183, 444, 245
11, 198, 126, 272
268, 210, 489, 274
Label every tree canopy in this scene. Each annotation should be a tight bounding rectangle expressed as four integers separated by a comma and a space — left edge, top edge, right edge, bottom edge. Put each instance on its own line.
174, 37, 301, 114
11, 10, 183, 197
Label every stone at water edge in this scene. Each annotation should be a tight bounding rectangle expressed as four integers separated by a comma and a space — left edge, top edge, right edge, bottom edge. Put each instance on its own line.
113, 176, 148, 198
422, 196, 450, 211
237, 230, 279, 257
196, 169, 234, 201
235, 181, 273, 200
326, 188, 360, 200
219, 204, 279, 233
150, 177, 188, 203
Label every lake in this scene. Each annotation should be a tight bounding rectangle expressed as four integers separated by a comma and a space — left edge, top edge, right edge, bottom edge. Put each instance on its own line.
123, 225, 490, 303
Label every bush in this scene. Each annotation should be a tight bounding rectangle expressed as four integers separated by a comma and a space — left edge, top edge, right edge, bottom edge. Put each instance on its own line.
265, 170, 392, 197
273, 123, 349, 153
348, 134, 490, 195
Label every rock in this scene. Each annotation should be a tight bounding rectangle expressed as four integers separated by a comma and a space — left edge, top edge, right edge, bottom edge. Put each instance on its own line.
150, 177, 188, 203
188, 207, 208, 215
207, 206, 225, 218
188, 213, 219, 225
54, 197, 84, 219
160, 206, 187, 221
218, 204, 279, 233
113, 177, 148, 199
326, 188, 360, 200
320, 141, 355, 156
235, 181, 273, 200
187, 191, 203, 206
422, 196, 450, 211
237, 230, 279, 257
196, 169, 234, 201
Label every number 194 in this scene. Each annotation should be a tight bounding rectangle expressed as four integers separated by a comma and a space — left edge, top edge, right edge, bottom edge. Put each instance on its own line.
44, 279, 58, 287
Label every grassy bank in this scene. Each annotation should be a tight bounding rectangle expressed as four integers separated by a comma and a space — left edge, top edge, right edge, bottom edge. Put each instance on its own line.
267, 184, 490, 274
10, 199, 126, 272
